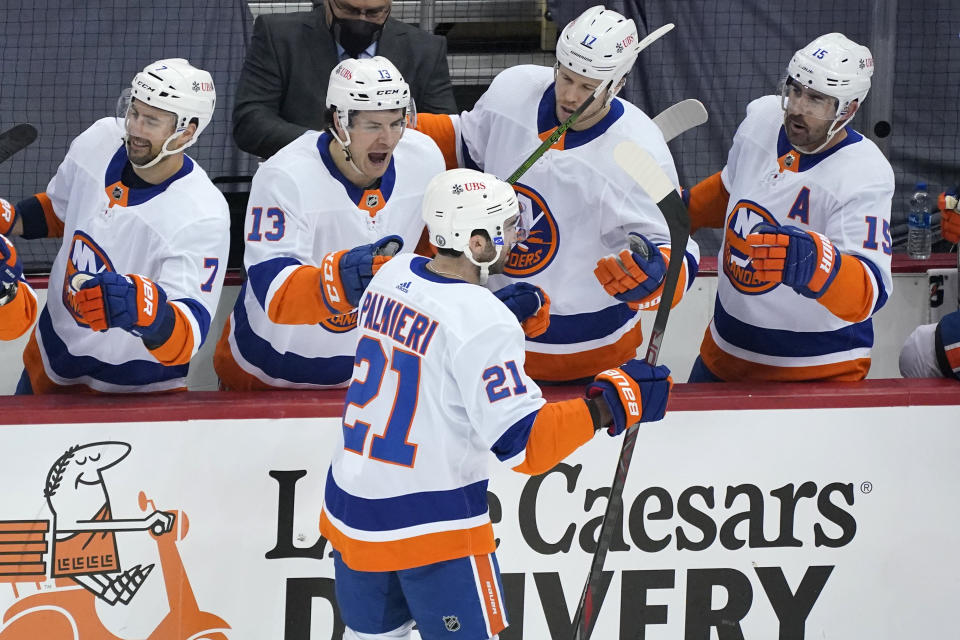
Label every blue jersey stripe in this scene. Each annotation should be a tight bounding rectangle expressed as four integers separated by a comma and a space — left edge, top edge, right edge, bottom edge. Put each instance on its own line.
37, 307, 187, 385
247, 256, 301, 310
530, 302, 637, 345
325, 468, 489, 532
231, 282, 354, 385
490, 410, 538, 461
174, 297, 212, 344
713, 297, 873, 358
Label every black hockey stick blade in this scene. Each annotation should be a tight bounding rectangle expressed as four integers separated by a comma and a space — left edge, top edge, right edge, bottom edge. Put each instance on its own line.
652, 98, 708, 143
506, 23, 675, 185
0, 124, 38, 165
571, 141, 690, 640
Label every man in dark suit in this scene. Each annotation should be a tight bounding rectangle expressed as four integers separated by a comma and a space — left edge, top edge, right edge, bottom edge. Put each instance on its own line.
234, 0, 457, 159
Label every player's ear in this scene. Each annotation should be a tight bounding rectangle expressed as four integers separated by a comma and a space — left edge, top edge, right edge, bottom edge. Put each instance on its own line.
842, 99, 860, 121
467, 231, 489, 260
172, 121, 198, 150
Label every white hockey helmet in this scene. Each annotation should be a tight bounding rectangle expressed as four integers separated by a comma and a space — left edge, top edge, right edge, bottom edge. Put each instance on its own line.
555, 5, 640, 102
422, 169, 520, 282
326, 56, 412, 147
126, 58, 216, 168
785, 33, 873, 119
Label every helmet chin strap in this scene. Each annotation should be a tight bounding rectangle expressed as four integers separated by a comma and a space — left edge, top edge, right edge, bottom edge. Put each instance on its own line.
329, 112, 367, 179
465, 243, 504, 286
125, 130, 194, 170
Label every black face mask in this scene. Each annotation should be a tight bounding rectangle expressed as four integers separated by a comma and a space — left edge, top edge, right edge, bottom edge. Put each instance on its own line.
330, 14, 386, 58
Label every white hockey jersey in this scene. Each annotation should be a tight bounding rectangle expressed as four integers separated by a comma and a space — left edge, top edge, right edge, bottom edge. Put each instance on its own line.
454, 65, 699, 381
320, 254, 546, 571
216, 129, 444, 388
24, 118, 229, 393
701, 96, 894, 381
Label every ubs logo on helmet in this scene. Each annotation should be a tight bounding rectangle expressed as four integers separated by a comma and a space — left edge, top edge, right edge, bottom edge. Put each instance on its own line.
723, 199, 779, 295
320, 310, 358, 333
504, 183, 559, 277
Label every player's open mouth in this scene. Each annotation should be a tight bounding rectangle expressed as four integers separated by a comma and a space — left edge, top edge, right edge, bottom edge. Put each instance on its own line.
368, 152, 388, 165
128, 138, 151, 151
787, 119, 807, 134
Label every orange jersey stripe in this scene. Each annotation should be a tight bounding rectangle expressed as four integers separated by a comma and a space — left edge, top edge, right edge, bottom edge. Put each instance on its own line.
513, 398, 594, 475
268, 264, 339, 325
35, 193, 64, 238
817, 255, 874, 323
524, 319, 645, 382
687, 171, 729, 233
699, 326, 870, 382
148, 303, 194, 366
536, 126, 567, 151
0, 284, 37, 341
474, 554, 507, 636
319, 511, 496, 572
212, 319, 282, 391
22, 331, 94, 394
415, 113, 459, 170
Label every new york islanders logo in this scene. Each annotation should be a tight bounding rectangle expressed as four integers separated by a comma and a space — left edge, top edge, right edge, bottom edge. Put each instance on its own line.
61, 232, 116, 327
723, 199, 779, 295
504, 183, 559, 277
319, 310, 358, 334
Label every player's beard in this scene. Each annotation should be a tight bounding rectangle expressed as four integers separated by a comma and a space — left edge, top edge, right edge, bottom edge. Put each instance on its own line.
126, 136, 162, 166
783, 113, 832, 152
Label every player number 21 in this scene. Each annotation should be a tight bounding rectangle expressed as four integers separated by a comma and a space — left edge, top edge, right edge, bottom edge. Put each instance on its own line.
342, 336, 420, 467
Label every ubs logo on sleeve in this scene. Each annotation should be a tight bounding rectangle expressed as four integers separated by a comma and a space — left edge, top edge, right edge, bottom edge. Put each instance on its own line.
723, 199, 780, 295
503, 183, 559, 277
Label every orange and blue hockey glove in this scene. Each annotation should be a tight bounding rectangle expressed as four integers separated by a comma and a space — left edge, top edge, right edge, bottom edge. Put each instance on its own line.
586, 359, 672, 436
0, 234, 22, 293
493, 282, 551, 338
320, 235, 403, 314
938, 190, 960, 245
73, 272, 174, 344
594, 232, 666, 304
0, 199, 16, 236
745, 223, 841, 299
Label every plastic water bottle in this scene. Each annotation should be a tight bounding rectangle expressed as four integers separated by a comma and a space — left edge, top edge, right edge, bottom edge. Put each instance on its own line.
907, 182, 932, 260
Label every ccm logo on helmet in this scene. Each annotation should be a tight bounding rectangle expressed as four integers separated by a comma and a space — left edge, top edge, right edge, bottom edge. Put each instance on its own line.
376, 89, 400, 95
135, 80, 156, 92
599, 368, 640, 419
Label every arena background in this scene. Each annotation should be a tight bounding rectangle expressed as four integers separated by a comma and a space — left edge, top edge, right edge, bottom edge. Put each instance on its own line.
0, 0, 958, 271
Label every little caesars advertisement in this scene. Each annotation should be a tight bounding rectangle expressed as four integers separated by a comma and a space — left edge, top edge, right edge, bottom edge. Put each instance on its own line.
0, 404, 956, 639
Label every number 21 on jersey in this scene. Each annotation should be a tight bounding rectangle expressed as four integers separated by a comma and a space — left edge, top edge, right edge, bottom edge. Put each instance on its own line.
342, 336, 420, 467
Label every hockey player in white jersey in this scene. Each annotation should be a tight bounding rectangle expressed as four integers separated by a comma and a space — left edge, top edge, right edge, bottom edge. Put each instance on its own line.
0, 59, 228, 393
318, 168, 672, 640
0, 233, 37, 340
213, 56, 445, 390
685, 33, 895, 382
414, 5, 699, 382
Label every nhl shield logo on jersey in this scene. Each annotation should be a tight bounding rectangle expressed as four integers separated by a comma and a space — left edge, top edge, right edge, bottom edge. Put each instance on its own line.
723, 199, 780, 295
442, 615, 461, 631
504, 182, 558, 277
365, 193, 379, 208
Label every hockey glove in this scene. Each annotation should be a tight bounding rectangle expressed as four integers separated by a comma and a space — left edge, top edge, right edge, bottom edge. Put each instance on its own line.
492, 282, 551, 338
745, 223, 841, 298
0, 198, 16, 236
938, 190, 960, 244
0, 234, 22, 292
594, 232, 666, 304
320, 235, 403, 314
73, 272, 174, 343
586, 359, 672, 436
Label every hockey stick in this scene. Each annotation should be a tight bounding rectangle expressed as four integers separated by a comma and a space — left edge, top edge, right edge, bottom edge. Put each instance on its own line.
571, 141, 690, 640
653, 98, 708, 143
0, 124, 38, 165
505, 23, 675, 185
